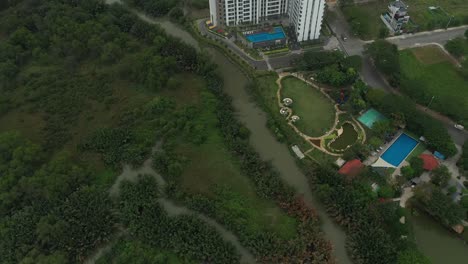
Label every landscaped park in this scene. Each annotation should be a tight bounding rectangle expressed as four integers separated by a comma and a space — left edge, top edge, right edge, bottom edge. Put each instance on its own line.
399, 45, 468, 126
256, 73, 367, 158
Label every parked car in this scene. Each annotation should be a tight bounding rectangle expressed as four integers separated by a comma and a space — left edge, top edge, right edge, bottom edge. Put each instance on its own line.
454, 124, 464, 130
341, 34, 347, 41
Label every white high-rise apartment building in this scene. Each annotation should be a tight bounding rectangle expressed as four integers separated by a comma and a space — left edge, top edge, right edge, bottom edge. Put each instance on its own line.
209, 0, 325, 41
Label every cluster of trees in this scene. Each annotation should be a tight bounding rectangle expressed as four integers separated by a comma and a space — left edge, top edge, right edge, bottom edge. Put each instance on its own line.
124, 0, 180, 17
413, 183, 465, 227
401, 157, 424, 181
347, 79, 369, 114
308, 164, 427, 264
297, 51, 361, 87
365, 40, 401, 86
81, 96, 208, 167
367, 89, 456, 157
0, 132, 115, 263
458, 142, 468, 174
118, 175, 240, 263
97, 238, 185, 264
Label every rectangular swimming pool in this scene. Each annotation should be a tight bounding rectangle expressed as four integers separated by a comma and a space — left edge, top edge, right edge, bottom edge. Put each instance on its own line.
358, 108, 386, 128
246, 27, 285, 43
381, 133, 419, 167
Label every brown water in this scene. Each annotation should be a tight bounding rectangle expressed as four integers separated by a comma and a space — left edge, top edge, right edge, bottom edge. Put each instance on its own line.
411, 213, 468, 264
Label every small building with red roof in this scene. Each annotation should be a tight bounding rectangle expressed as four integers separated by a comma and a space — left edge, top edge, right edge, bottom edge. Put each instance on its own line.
339, 159, 364, 177
419, 154, 439, 171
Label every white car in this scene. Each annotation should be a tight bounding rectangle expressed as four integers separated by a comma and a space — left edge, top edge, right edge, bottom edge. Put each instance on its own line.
454, 124, 464, 130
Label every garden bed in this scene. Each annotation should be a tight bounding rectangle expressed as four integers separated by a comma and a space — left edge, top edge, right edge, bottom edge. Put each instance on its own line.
327, 122, 359, 152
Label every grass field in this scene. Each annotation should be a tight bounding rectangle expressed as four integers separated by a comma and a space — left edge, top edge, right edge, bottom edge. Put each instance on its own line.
399, 46, 468, 126
281, 77, 336, 137
173, 91, 298, 240
411, 45, 453, 64
341, 0, 468, 39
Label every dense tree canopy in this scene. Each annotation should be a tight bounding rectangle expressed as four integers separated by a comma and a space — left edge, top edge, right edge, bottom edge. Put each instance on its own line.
365, 40, 400, 85
366, 89, 456, 156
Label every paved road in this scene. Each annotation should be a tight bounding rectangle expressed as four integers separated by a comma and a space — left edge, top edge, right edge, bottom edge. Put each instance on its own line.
386, 26, 468, 49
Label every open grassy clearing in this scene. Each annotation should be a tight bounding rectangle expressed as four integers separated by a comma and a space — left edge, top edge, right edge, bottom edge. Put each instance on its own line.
281, 76, 336, 137
404, 0, 468, 30
174, 91, 298, 240
411, 45, 453, 65
342, 0, 468, 39
399, 47, 468, 126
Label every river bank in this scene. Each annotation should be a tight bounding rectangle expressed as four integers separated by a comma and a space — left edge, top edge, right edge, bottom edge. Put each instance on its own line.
104, 0, 350, 262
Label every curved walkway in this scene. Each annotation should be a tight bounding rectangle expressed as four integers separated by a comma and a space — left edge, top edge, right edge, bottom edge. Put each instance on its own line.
276, 73, 366, 156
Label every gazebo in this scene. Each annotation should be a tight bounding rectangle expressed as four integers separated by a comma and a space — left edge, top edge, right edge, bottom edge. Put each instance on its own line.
419, 154, 439, 171
339, 159, 364, 177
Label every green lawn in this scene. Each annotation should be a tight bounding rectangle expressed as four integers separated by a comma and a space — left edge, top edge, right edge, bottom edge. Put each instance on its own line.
281, 77, 335, 137
341, 0, 468, 40
399, 47, 468, 126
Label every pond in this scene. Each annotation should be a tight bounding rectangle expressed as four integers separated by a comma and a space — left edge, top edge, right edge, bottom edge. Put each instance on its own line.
411, 212, 468, 263
329, 123, 358, 150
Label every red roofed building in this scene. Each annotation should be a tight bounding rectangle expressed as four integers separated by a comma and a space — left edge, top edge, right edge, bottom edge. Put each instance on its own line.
339, 159, 364, 177
420, 154, 439, 171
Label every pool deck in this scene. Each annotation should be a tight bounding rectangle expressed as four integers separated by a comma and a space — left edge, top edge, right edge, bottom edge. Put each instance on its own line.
365, 131, 420, 175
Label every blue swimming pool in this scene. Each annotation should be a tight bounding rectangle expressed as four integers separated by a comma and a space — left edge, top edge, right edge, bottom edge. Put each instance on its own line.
246, 27, 285, 43
381, 133, 418, 167
358, 108, 386, 128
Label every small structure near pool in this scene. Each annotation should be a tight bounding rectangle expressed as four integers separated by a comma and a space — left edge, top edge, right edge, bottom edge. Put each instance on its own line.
419, 154, 439, 171
280, 107, 289, 116
339, 159, 364, 177
283, 98, 293, 106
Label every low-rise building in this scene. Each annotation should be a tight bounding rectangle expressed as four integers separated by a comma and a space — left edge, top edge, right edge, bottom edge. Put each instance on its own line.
381, 0, 410, 34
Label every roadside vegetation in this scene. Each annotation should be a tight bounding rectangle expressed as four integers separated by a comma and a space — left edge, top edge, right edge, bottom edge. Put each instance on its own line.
399, 45, 468, 127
